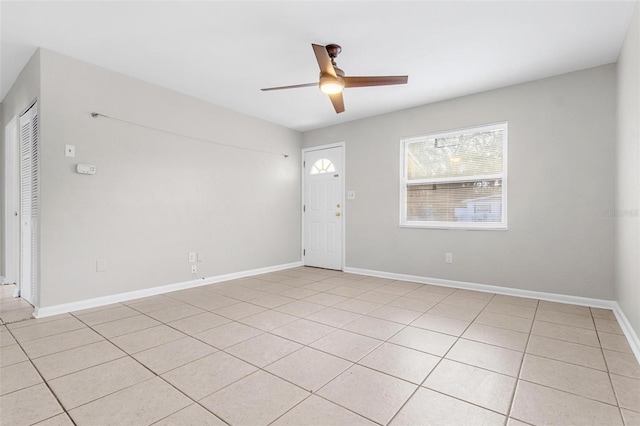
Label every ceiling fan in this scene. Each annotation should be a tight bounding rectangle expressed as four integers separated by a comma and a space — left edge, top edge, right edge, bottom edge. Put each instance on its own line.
261, 43, 408, 114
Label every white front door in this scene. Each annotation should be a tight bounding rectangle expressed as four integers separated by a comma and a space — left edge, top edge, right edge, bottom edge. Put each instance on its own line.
303, 145, 344, 270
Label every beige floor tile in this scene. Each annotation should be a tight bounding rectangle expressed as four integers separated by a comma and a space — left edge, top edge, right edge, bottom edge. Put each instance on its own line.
367, 285, 411, 297
212, 301, 266, 320
0, 360, 42, 395
538, 300, 591, 316
358, 342, 440, 384
91, 314, 161, 338
326, 285, 368, 297
19, 328, 103, 359
1, 307, 34, 323
527, 334, 607, 370
154, 403, 226, 425
68, 377, 191, 425
622, 408, 640, 425
413, 284, 455, 296
446, 338, 523, 376
599, 331, 634, 354
303, 281, 341, 292
388, 297, 437, 312
604, 349, 640, 379
124, 295, 183, 313
405, 290, 449, 303
33, 413, 74, 426
532, 320, 600, 347
200, 370, 309, 425
274, 300, 326, 317
250, 294, 296, 308
386, 280, 423, 290
368, 305, 422, 324
239, 309, 298, 331
167, 312, 230, 335
133, 336, 216, 374
484, 301, 536, 319
355, 291, 400, 304
506, 418, 530, 426
111, 324, 186, 354
279, 277, 322, 288
492, 294, 538, 308
72, 303, 123, 316
225, 333, 302, 367
306, 307, 362, 328
146, 303, 206, 323
610, 373, 640, 411
390, 387, 505, 426
333, 298, 383, 315
48, 356, 154, 409
271, 318, 337, 345
161, 351, 257, 400
389, 326, 457, 356
74, 305, 140, 326
0, 330, 17, 348
462, 323, 529, 351
535, 309, 595, 330
343, 315, 405, 340
32, 340, 125, 380
442, 294, 490, 310
278, 287, 320, 300
410, 313, 471, 336
11, 317, 87, 343
474, 311, 533, 333
187, 294, 240, 311
595, 317, 624, 335
0, 343, 28, 367
0, 384, 63, 426
303, 292, 349, 307
520, 354, 616, 404
591, 307, 616, 320
451, 289, 494, 300
272, 394, 376, 426
423, 359, 516, 414
266, 347, 352, 392
428, 303, 482, 321
194, 321, 263, 349
510, 380, 623, 426
317, 364, 417, 424
310, 329, 382, 362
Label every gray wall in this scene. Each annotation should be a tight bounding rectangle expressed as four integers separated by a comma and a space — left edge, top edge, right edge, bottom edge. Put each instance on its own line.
303, 65, 617, 300
616, 3, 640, 334
36, 49, 301, 307
0, 49, 41, 283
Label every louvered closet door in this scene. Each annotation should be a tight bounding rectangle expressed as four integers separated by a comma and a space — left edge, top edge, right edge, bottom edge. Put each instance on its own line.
19, 102, 38, 304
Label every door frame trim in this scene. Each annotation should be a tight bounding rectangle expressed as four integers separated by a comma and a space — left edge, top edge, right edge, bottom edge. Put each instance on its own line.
3, 116, 19, 293
301, 142, 346, 270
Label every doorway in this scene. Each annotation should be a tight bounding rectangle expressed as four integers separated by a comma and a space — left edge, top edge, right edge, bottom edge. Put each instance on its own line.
302, 144, 345, 270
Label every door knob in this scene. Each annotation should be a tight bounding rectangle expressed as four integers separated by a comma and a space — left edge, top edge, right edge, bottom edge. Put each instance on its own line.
335, 212, 341, 217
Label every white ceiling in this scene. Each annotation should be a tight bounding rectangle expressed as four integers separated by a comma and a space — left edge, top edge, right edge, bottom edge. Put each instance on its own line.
1, 1, 636, 131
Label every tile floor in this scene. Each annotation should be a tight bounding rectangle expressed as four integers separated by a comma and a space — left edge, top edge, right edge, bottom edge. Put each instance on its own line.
0, 284, 34, 325
0, 267, 639, 425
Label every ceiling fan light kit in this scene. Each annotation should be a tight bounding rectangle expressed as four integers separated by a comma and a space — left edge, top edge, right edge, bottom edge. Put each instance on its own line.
261, 43, 408, 114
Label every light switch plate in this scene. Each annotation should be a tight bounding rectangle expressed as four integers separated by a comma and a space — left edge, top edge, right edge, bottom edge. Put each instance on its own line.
65, 144, 75, 157
347, 191, 356, 200
76, 164, 96, 175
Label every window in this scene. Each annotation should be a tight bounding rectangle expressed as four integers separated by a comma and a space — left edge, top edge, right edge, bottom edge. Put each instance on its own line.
310, 158, 335, 175
400, 122, 507, 229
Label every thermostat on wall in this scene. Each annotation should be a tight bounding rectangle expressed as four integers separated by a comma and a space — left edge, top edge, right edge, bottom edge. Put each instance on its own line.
76, 164, 96, 175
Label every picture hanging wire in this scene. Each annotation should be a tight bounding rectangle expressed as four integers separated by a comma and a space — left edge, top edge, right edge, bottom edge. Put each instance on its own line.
90, 112, 289, 158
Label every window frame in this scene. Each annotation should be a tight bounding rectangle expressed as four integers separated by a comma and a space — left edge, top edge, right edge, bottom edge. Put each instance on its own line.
399, 122, 508, 230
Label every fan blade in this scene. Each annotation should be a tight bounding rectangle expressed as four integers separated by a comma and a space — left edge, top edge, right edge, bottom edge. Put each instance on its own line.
261, 82, 318, 91
312, 44, 337, 78
343, 75, 408, 88
329, 92, 345, 114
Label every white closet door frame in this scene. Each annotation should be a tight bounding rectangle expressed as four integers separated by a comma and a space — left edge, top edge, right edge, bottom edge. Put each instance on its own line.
19, 102, 39, 305
3, 116, 19, 294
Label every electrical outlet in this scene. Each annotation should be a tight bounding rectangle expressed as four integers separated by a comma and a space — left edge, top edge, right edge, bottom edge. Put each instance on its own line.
191, 264, 197, 274
445, 252, 453, 264
188, 252, 196, 263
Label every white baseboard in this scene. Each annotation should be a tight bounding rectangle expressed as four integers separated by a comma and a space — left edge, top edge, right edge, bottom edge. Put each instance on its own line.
34, 261, 303, 318
344, 266, 640, 363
